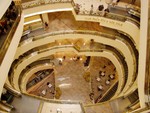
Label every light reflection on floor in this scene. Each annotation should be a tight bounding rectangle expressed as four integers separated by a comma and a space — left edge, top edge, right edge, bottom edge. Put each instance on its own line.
27, 53, 118, 106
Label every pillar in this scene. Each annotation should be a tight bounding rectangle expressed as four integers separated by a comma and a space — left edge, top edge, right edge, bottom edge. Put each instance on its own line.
40, 13, 50, 24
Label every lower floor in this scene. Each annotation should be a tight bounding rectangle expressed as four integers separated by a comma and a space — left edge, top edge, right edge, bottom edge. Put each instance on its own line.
27, 52, 118, 105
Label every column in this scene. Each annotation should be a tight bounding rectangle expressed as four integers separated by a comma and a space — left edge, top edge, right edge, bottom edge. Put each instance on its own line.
138, 0, 149, 108
40, 13, 50, 24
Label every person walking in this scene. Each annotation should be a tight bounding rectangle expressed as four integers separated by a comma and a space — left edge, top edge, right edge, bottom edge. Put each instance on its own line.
90, 4, 94, 15
44, 22, 49, 30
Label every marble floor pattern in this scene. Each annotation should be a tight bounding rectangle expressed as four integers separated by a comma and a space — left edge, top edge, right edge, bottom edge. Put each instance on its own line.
90, 57, 118, 103
21, 11, 119, 42
54, 56, 92, 105
27, 53, 118, 105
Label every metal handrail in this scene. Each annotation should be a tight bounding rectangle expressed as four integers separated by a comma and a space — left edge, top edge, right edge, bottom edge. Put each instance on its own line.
0, 101, 13, 112
11, 42, 127, 97
18, 30, 138, 91
4, 83, 22, 97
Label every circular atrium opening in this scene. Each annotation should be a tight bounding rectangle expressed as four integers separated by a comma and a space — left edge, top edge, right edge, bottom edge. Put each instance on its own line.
25, 52, 118, 105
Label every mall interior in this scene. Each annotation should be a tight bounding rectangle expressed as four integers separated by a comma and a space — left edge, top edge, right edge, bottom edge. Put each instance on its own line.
0, 0, 149, 113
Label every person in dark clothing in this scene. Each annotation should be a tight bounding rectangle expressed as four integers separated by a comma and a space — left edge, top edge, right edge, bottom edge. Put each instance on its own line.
44, 22, 49, 30
104, 8, 109, 13
0, 23, 7, 34
98, 5, 104, 11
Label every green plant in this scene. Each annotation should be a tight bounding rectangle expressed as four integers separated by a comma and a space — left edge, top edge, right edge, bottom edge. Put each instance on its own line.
55, 87, 62, 99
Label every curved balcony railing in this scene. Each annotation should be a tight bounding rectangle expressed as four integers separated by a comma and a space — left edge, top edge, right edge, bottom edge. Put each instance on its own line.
76, 8, 140, 28
22, 0, 140, 28
18, 62, 54, 91
0, 101, 14, 113
0, 5, 22, 65
19, 46, 122, 102
19, 30, 116, 46
117, 32, 138, 93
22, 0, 72, 9
10, 41, 127, 98
19, 30, 129, 47
18, 30, 138, 92
19, 59, 118, 104
8, 58, 51, 89
4, 83, 22, 97
106, 45, 128, 91
11, 29, 138, 94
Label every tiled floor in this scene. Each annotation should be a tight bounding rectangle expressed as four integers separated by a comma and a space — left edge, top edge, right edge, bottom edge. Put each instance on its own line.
27, 54, 118, 105
22, 11, 118, 41
11, 95, 41, 113
54, 56, 91, 105
90, 57, 118, 103
25, 11, 118, 105
47, 11, 104, 32
40, 102, 83, 113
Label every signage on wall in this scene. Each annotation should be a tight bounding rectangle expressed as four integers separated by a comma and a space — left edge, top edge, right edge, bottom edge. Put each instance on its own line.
84, 17, 123, 27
